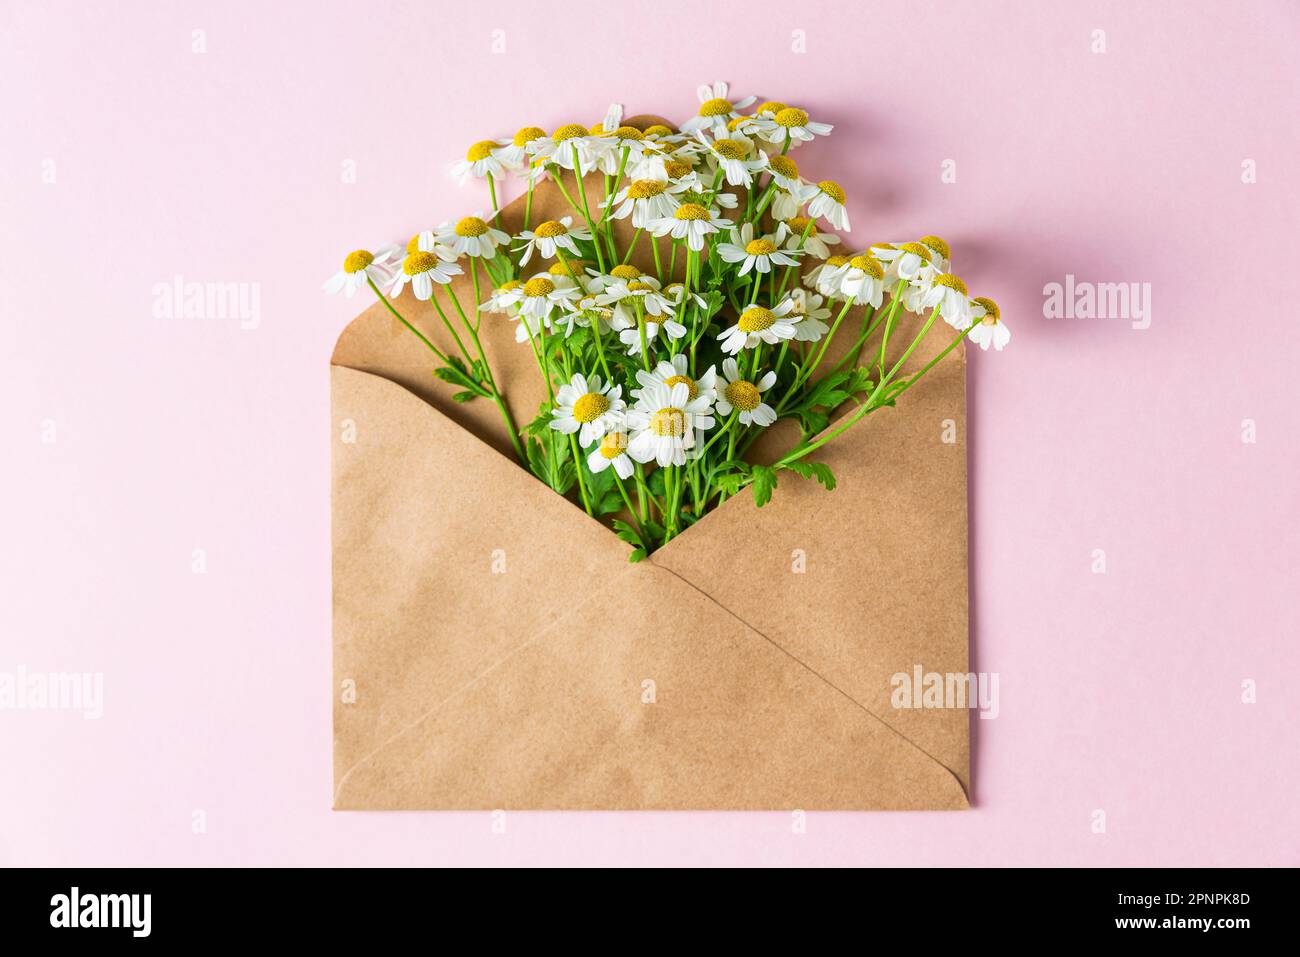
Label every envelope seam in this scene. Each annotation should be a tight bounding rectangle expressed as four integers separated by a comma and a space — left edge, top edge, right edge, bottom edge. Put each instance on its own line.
647, 557, 971, 804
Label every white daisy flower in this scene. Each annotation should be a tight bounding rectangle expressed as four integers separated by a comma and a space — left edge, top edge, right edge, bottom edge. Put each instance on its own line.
534, 123, 603, 171
601, 177, 688, 227
434, 213, 511, 259
806, 180, 850, 231
919, 235, 951, 273
583, 263, 645, 294
728, 100, 787, 140
592, 120, 650, 174
715, 358, 778, 427
587, 428, 635, 480
784, 288, 833, 343
716, 222, 802, 276
389, 247, 462, 300
834, 254, 887, 308
494, 126, 550, 171
515, 275, 580, 321
679, 81, 757, 137
514, 216, 593, 267
618, 314, 687, 356
777, 217, 841, 259
479, 279, 524, 315
663, 281, 710, 315
632, 354, 719, 404
716, 300, 799, 355
805, 255, 853, 296
872, 241, 935, 283
450, 139, 508, 185
648, 203, 731, 252
917, 273, 975, 330
556, 294, 615, 338
699, 132, 766, 188
597, 274, 677, 319
969, 297, 1011, 351
549, 373, 626, 448
758, 106, 833, 146
626, 381, 717, 467
511, 310, 551, 344
770, 181, 819, 220
631, 144, 693, 181
543, 258, 593, 292
322, 246, 400, 297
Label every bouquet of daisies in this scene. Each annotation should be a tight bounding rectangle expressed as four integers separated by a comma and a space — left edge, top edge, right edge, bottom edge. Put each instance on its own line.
324, 82, 1008, 560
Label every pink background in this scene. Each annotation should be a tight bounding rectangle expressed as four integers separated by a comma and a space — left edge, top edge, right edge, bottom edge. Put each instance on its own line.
3, 0, 1298, 866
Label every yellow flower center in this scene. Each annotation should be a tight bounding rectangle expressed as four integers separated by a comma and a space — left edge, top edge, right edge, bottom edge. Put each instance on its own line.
871, 242, 897, 254
745, 239, 778, 256
849, 254, 884, 279
454, 217, 489, 237
643, 124, 674, 138
626, 280, 654, 292
698, 97, 733, 117
932, 273, 968, 295
499, 279, 522, 292
598, 431, 629, 458
664, 159, 692, 178
552, 124, 587, 142
466, 140, 496, 161
650, 407, 687, 437
817, 180, 846, 204
514, 126, 545, 146
897, 241, 932, 260
614, 125, 645, 140
774, 107, 810, 128
663, 374, 698, 400
627, 180, 667, 199
724, 380, 762, 411
343, 250, 373, 274
768, 155, 799, 179
523, 277, 555, 297
548, 260, 576, 276
674, 203, 710, 221
738, 307, 775, 332
403, 252, 439, 276
756, 100, 788, 115
920, 235, 951, 260
972, 296, 1001, 323
572, 392, 610, 423
785, 216, 812, 234
610, 264, 642, 279
726, 117, 750, 132
712, 139, 749, 160
406, 234, 423, 254
534, 220, 568, 238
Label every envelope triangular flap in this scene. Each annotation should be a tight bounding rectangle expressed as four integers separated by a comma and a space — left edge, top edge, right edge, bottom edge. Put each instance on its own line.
332, 365, 627, 782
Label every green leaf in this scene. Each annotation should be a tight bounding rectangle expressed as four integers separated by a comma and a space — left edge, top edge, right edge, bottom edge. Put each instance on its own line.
784, 460, 836, 491
750, 464, 777, 508
627, 547, 647, 564
451, 390, 478, 403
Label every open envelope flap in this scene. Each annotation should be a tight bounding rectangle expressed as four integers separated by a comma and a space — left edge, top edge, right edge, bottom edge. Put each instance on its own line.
334, 557, 968, 810
332, 365, 628, 782
651, 327, 970, 794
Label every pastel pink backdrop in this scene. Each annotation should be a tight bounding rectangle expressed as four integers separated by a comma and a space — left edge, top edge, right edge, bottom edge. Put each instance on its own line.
2, 0, 1297, 866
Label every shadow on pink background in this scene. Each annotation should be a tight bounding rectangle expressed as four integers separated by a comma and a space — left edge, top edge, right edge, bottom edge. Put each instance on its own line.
2, 0, 1297, 866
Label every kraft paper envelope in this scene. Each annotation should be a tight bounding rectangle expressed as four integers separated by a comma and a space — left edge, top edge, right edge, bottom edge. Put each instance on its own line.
331, 116, 970, 810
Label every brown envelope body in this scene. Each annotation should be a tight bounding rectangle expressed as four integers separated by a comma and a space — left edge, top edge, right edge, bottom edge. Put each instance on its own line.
331, 117, 970, 810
